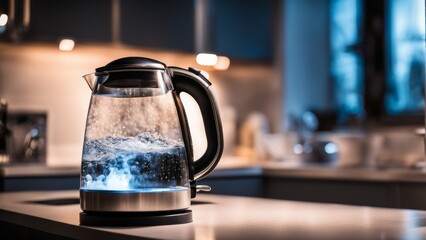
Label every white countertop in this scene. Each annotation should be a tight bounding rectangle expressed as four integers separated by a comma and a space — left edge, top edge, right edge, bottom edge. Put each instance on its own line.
1, 190, 426, 239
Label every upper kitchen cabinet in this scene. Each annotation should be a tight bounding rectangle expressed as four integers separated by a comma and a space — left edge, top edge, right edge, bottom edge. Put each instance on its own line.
207, 0, 276, 61
2, 0, 112, 43
120, 0, 195, 53
0, 0, 276, 61
120, 0, 276, 60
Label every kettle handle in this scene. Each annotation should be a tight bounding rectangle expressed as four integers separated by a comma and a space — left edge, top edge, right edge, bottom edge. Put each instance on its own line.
170, 67, 223, 181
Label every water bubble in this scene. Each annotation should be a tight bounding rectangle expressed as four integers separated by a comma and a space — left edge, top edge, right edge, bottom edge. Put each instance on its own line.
85, 174, 92, 181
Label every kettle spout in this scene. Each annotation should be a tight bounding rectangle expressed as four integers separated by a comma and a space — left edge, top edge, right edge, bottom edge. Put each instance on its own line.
83, 73, 97, 90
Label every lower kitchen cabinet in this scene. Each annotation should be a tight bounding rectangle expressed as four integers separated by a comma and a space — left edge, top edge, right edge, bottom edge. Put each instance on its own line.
263, 177, 400, 209
198, 176, 263, 197
0, 176, 79, 192
399, 183, 426, 210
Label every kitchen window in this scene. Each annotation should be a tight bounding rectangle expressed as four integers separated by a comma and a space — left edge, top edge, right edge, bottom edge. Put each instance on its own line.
386, 0, 425, 116
330, 0, 364, 125
330, 0, 425, 127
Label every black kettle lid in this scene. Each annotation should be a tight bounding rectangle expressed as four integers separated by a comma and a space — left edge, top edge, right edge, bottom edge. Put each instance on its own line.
96, 57, 167, 73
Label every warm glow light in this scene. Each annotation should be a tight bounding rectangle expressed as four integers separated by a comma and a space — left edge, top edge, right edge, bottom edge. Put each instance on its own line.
200, 70, 210, 79
214, 56, 230, 70
59, 39, 75, 51
196, 53, 217, 66
0, 14, 8, 26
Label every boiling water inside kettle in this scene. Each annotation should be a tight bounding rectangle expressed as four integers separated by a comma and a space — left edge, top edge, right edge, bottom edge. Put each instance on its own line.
80, 92, 190, 192
80, 133, 189, 191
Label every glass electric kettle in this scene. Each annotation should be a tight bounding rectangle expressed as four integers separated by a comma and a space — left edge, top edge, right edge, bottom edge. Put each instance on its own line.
80, 57, 223, 213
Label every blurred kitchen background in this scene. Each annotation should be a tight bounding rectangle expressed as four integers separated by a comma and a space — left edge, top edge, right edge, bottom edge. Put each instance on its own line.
0, 0, 425, 171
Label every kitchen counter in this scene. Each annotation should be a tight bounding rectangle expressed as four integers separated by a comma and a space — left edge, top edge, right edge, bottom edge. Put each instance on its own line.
212, 159, 426, 183
3, 159, 426, 183
0, 163, 80, 178
1, 190, 426, 240
3, 159, 426, 196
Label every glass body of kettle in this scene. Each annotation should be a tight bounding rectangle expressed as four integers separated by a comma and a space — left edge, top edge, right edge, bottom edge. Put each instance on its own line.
81, 70, 189, 194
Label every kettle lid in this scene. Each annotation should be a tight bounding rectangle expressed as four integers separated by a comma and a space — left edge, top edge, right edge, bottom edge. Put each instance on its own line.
96, 57, 167, 73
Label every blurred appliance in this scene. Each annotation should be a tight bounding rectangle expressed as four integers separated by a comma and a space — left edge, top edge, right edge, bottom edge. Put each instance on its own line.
0, 99, 10, 164
236, 112, 270, 162
292, 111, 339, 165
7, 111, 47, 164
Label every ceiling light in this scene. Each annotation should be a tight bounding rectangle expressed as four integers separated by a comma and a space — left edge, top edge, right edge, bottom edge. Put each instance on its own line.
0, 14, 8, 26
59, 39, 75, 51
196, 53, 217, 66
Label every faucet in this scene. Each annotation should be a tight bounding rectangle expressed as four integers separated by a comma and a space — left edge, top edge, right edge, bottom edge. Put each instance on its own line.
293, 111, 339, 165
293, 111, 318, 153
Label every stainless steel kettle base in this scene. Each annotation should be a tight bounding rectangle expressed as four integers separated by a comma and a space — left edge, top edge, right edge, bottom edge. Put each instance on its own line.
80, 189, 191, 212
79, 209, 192, 226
